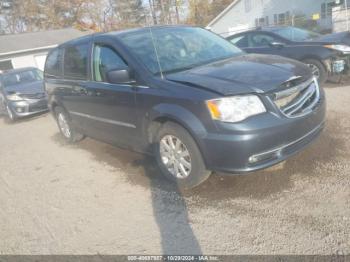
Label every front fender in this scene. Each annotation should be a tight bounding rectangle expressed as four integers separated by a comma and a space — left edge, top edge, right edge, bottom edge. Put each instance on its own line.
148, 103, 208, 139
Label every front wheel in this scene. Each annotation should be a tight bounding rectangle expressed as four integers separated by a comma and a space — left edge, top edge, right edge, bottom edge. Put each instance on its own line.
303, 58, 327, 86
154, 122, 211, 189
54, 106, 85, 143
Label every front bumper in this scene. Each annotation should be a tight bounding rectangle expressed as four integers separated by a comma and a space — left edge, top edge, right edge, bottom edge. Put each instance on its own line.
8, 99, 49, 117
199, 91, 326, 174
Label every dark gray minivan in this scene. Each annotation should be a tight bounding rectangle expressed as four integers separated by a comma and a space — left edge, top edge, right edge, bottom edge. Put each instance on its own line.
44, 26, 326, 189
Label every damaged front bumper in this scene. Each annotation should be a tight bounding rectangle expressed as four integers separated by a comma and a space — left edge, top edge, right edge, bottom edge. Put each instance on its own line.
324, 55, 350, 75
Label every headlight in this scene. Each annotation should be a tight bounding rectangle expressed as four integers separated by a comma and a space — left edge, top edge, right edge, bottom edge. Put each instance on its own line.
206, 95, 266, 123
324, 44, 350, 54
6, 93, 23, 101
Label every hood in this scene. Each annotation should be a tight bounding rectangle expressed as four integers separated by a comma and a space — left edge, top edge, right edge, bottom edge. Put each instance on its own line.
166, 54, 312, 96
310, 31, 350, 45
4, 81, 44, 95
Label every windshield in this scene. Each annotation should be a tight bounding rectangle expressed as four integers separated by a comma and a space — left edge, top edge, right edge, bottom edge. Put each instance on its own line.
269, 27, 321, 41
119, 27, 243, 74
2, 69, 43, 87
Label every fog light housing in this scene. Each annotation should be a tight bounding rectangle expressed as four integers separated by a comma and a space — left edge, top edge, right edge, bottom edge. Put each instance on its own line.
16, 107, 24, 113
249, 150, 281, 164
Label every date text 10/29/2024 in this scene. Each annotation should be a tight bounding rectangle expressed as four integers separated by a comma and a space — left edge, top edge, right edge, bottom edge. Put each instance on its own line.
127, 256, 219, 261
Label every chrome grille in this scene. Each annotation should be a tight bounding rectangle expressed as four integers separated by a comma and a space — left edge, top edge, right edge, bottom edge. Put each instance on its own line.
20, 93, 46, 100
273, 78, 320, 118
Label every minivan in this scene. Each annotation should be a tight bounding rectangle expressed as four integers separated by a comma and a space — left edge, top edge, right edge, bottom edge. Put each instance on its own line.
44, 26, 326, 189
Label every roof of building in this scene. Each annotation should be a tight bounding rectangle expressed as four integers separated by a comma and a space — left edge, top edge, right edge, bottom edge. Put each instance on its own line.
0, 28, 92, 55
207, 0, 240, 28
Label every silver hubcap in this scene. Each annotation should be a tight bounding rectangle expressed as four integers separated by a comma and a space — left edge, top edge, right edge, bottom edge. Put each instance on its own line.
160, 135, 192, 179
307, 64, 320, 79
58, 113, 71, 138
6, 106, 13, 120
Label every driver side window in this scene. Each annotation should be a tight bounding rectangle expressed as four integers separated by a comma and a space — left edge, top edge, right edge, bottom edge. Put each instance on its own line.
93, 45, 127, 82
249, 33, 278, 47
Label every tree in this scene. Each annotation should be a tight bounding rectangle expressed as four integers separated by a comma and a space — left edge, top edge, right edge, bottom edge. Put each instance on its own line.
187, 0, 211, 26
187, 0, 233, 26
112, 0, 146, 28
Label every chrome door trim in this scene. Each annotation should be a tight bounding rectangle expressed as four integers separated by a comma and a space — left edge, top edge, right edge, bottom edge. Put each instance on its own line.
69, 111, 136, 128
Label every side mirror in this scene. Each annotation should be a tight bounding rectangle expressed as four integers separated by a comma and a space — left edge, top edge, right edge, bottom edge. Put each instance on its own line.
269, 42, 285, 48
106, 67, 135, 84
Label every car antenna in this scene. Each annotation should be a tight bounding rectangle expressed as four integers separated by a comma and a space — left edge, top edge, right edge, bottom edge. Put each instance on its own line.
149, 27, 164, 79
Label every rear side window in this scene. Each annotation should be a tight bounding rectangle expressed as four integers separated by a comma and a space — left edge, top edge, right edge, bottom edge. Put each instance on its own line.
229, 35, 249, 48
45, 48, 63, 78
63, 44, 89, 80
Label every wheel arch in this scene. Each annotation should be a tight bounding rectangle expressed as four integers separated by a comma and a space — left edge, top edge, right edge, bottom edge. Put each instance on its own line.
301, 56, 328, 72
146, 104, 209, 163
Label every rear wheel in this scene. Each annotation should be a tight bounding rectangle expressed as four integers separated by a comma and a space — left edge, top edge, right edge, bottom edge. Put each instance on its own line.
154, 122, 211, 189
54, 106, 85, 143
303, 58, 327, 85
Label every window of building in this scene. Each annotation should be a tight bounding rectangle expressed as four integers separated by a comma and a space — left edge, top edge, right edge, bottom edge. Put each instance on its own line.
245, 0, 252, 12
321, 2, 334, 19
274, 14, 278, 25
327, 3, 333, 17
0, 60, 13, 71
286, 11, 290, 23
64, 43, 89, 80
278, 13, 286, 24
93, 45, 127, 82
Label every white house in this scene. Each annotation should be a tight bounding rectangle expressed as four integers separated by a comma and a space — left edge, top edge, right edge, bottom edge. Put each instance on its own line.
207, 0, 345, 37
0, 28, 91, 71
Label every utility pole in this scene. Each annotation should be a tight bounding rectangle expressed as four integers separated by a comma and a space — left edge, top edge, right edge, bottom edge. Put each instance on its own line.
345, 0, 349, 31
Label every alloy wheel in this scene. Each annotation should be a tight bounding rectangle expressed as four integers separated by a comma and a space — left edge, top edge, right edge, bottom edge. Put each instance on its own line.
159, 135, 192, 179
307, 63, 320, 79
57, 113, 71, 138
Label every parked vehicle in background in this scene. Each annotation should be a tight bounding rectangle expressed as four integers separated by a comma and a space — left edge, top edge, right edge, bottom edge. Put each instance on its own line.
0, 67, 48, 121
227, 26, 350, 85
45, 26, 325, 189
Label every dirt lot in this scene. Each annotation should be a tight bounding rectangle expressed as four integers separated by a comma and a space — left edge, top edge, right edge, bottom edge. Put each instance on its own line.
0, 84, 349, 255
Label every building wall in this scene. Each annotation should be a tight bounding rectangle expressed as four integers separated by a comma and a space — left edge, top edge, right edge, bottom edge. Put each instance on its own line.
0, 50, 49, 71
209, 0, 335, 37
11, 53, 48, 71
332, 6, 350, 32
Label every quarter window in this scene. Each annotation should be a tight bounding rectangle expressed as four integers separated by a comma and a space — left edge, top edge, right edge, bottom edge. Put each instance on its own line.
64, 44, 89, 80
93, 45, 127, 82
45, 48, 63, 78
229, 35, 249, 48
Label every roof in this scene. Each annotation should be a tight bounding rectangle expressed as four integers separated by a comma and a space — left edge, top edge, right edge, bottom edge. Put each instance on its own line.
56, 25, 196, 48
0, 28, 92, 55
0, 67, 38, 75
207, 0, 240, 28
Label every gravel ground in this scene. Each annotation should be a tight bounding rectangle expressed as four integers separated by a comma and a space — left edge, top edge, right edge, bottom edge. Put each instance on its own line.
0, 84, 349, 255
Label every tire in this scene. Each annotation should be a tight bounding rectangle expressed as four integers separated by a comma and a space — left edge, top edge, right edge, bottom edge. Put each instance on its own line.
54, 106, 85, 143
303, 58, 327, 86
154, 122, 211, 189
